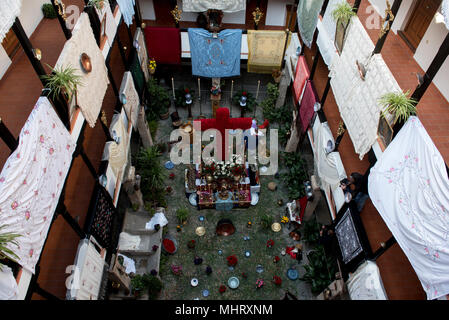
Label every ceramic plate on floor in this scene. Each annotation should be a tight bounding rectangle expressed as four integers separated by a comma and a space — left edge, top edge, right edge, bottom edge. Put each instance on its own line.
202, 290, 209, 297
287, 268, 299, 280
251, 193, 259, 205
191, 278, 199, 287
189, 193, 197, 206
165, 161, 175, 169
228, 277, 240, 289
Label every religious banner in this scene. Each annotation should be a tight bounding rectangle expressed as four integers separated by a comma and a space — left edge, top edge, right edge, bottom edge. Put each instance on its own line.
0, 0, 22, 43
130, 49, 145, 97
116, 0, 135, 27
56, 13, 109, 128
0, 97, 76, 274
134, 28, 150, 82
188, 28, 242, 78
299, 80, 318, 133
95, 0, 117, 48
292, 55, 310, 105
145, 27, 181, 65
119, 71, 140, 129
296, 0, 325, 48
90, 186, 117, 249
182, 0, 245, 13
247, 30, 287, 74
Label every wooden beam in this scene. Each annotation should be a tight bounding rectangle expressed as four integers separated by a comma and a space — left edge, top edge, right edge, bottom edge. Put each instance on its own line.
34, 283, 61, 300
58, 204, 86, 239
84, 5, 102, 45
0, 117, 18, 152
373, 0, 403, 54
372, 236, 397, 261
51, 0, 72, 39
134, 0, 143, 28
320, 0, 330, 16
321, 77, 331, 107
116, 30, 128, 68
353, 0, 362, 13
310, 51, 321, 80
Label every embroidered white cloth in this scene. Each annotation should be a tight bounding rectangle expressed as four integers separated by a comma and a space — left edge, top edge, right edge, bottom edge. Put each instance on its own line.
118, 232, 141, 251
347, 261, 388, 300
0, 0, 22, 43
133, 28, 150, 82
56, 13, 109, 128
117, 254, 136, 274
442, 0, 449, 30
0, 266, 19, 300
368, 116, 449, 300
0, 97, 76, 274
316, 19, 338, 68
183, 0, 245, 12
119, 71, 140, 129
145, 212, 168, 231
95, 0, 118, 48
104, 110, 129, 182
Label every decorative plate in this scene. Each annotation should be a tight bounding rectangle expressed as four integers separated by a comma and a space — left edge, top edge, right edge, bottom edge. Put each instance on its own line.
250, 193, 259, 206
287, 268, 299, 280
245, 251, 251, 257
195, 226, 206, 237
191, 278, 199, 287
271, 222, 281, 232
164, 161, 175, 170
189, 193, 197, 206
228, 277, 240, 289
256, 264, 264, 273
202, 289, 209, 297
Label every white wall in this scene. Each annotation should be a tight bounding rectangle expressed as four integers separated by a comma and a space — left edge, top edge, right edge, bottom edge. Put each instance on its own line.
138, 0, 156, 20
176, 0, 246, 24
266, 0, 294, 27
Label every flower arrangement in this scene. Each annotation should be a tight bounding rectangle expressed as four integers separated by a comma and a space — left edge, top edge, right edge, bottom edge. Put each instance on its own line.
166, 186, 173, 194
266, 239, 275, 248
241, 272, 248, 279
230, 164, 245, 177
187, 239, 196, 249
211, 85, 221, 96
162, 238, 176, 254
281, 216, 289, 224
247, 221, 252, 228
219, 285, 227, 293
171, 264, 182, 275
232, 89, 257, 116
272, 275, 282, 286
273, 256, 280, 263
202, 162, 216, 176
169, 173, 175, 180
152, 245, 159, 252
226, 255, 238, 267
256, 278, 264, 289
148, 58, 157, 72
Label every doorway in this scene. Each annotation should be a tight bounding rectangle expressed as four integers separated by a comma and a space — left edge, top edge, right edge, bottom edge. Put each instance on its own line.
399, 0, 442, 52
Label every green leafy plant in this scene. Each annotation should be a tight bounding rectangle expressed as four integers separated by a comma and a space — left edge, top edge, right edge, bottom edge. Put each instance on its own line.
131, 273, 162, 298
278, 123, 291, 146
260, 213, 273, 229
302, 220, 321, 244
379, 90, 417, 124
174, 86, 195, 109
232, 89, 257, 117
147, 119, 158, 140
147, 79, 171, 120
41, 64, 83, 102
300, 245, 337, 295
146, 274, 163, 300
281, 152, 308, 199
42, 3, 57, 19
261, 83, 280, 120
176, 207, 189, 224
0, 226, 21, 270
88, 0, 105, 10
332, 2, 356, 25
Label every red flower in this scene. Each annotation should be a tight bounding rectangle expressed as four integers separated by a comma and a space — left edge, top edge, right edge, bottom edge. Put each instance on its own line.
226, 255, 238, 266
163, 239, 176, 253
184, 88, 190, 93
242, 91, 247, 96
273, 256, 280, 263
266, 239, 274, 248
273, 276, 282, 286
169, 173, 175, 179
219, 285, 226, 293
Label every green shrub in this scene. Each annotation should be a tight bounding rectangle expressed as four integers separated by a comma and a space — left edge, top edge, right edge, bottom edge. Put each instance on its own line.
147, 119, 158, 140
147, 79, 171, 119
281, 151, 308, 199
300, 245, 337, 294
135, 146, 166, 205
130, 273, 163, 299
176, 207, 189, 224
42, 4, 57, 19
302, 220, 320, 244
261, 83, 279, 120
260, 213, 273, 229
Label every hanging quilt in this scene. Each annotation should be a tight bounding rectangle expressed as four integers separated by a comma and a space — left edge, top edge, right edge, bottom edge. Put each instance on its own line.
144, 27, 181, 65
335, 208, 363, 264
188, 28, 242, 78
90, 186, 117, 249
95, 0, 117, 48
56, 13, 109, 128
292, 55, 310, 105
119, 71, 140, 129
130, 50, 145, 97
347, 261, 388, 300
0, 0, 22, 43
368, 116, 449, 300
182, 0, 245, 13
316, 19, 338, 68
116, 0, 135, 27
247, 30, 287, 74
134, 28, 150, 82
104, 109, 129, 182
0, 97, 76, 274
296, 0, 325, 48
299, 80, 318, 133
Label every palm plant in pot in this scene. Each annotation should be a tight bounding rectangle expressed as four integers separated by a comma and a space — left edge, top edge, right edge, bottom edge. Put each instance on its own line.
147, 79, 171, 120
379, 90, 417, 125
41, 64, 83, 103
332, 2, 356, 54
0, 226, 21, 271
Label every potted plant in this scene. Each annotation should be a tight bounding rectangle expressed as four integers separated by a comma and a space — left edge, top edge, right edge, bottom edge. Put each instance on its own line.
332, 2, 356, 53
88, 0, 105, 10
232, 90, 257, 117
176, 207, 189, 225
147, 79, 171, 121
272, 275, 282, 286
148, 58, 157, 75
379, 90, 417, 125
219, 285, 227, 294
130, 274, 148, 297
261, 83, 280, 120
300, 245, 337, 294
0, 226, 20, 270
272, 69, 282, 83
146, 274, 163, 300
41, 3, 57, 19
266, 239, 274, 248
226, 255, 238, 267
41, 64, 83, 103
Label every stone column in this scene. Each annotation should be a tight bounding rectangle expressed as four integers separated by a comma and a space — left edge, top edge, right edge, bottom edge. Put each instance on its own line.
275, 67, 291, 108
285, 110, 300, 152
137, 105, 153, 148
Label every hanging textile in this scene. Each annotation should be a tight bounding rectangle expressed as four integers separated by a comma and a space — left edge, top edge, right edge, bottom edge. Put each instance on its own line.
0, 266, 19, 300
442, 0, 449, 30
188, 28, 242, 78
130, 50, 145, 97
322, 0, 346, 43
296, 0, 325, 48
90, 186, 117, 249
0, 0, 22, 43
335, 208, 364, 264
347, 260, 388, 300
104, 110, 129, 182
95, 0, 117, 48
134, 28, 150, 82
119, 71, 140, 129
144, 27, 181, 65
247, 30, 287, 74
182, 0, 245, 13
299, 80, 318, 133
0, 97, 76, 273
368, 116, 449, 300
56, 13, 109, 128
292, 55, 310, 105
116, 0, 135, 27
316, 19, 338, 68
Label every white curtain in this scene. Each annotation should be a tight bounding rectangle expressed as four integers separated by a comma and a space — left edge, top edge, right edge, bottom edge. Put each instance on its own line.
56, 13, 109, 128
0, 97, 76, 274
316, 19, 338, 68
347, 260, 388, 300
0, 0, 22, 43
119, 71, 140, 129
369, 116, 449, 300
0, 266, 19, 300
182, 0, 245, 13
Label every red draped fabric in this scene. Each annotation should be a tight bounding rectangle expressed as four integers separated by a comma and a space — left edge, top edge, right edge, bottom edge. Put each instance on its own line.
292, 55, 310, 105
144, 27, 181, 64
299, 80, 318, 133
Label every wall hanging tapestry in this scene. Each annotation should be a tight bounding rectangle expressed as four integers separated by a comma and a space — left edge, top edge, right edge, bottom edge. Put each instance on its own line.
347, 260, 388, 300
129, 49, 145, 97
296, 0, 325, 48
299, 80, 318, 133
95, 0, 117, 48
247, 30, 287, 74
119, 71, 140, 129
56, 12, 109, 128
104, 109, 129, 182
116, 0, 135, 27
0, 0, 22, 43
0, 97, 76, 273
144, 27, 181, 65
182, 0, 245, 13
292, 55, 310, 105
368, 116, 449, 300
335, 208, 363, 264
90, 186, 117, 249
134, 28, 150, 82
188, 28, 242, 78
